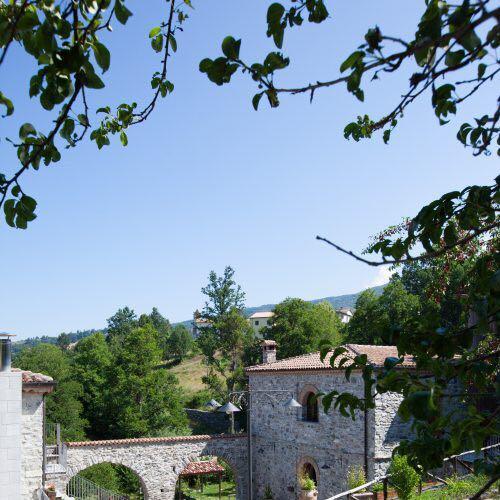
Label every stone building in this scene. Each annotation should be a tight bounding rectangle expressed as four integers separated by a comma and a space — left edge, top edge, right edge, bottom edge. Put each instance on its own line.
0, 357, 55, 499
246, 342, 415, 500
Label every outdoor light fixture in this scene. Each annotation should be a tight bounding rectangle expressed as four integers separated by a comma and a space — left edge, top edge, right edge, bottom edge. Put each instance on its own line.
205, 399, 221, 409
283, 397, 302, 409
217, 401, 240, 414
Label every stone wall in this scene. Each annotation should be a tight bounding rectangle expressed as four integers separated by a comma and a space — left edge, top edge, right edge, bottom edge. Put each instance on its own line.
185, 409, 232, 434
21, 392, 45, 499
48, 434, 248, 500
0, 371, 22, 500
249, 371, 369, 500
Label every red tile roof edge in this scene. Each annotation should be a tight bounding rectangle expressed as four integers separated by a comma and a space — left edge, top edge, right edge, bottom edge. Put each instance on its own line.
66, 433, 246, 447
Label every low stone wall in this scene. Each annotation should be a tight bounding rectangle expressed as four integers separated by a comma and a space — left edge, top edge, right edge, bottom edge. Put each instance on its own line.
185, 409, 230, 434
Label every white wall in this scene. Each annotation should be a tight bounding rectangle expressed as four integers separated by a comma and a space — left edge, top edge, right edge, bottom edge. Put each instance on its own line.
0, 371, 22, 499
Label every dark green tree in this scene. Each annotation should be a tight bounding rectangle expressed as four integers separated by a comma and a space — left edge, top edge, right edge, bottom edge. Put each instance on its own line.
347, 280, 421, 345
199, 267, 253, 392
72, 332, 112, 439
14, 343, 86, 440
106, 307, 137, 346
105, 324, 188, 438
166, 324, 193, 360
265, 298, 343, 359
57, 332, 71, 350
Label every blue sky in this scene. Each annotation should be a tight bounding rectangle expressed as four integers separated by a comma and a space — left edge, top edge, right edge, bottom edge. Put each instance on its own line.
1, 1, 497, 339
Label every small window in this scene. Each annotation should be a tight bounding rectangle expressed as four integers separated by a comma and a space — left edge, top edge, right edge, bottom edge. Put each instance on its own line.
303, 392, 319, 422
255, 320, 259, 326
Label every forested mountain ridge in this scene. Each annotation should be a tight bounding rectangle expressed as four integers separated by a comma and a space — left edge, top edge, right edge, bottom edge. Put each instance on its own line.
12, 284, 385, 349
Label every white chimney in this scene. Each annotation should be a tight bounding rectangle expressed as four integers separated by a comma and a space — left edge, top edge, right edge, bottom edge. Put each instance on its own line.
261, 340, 277, 364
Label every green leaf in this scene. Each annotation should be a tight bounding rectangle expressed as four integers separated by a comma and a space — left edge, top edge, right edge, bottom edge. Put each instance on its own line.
120, 130, 128, 146
93, 42, 111, 73
340, 50, 364, 73
114, 0, 133, 25
0, 91, 14, 117
149, 27, 161, 38
19, 123, 36, 140
11, 185, 20, 197
267, 3, 285, 24
252, 93, 263, 111
477, 63, 487, 79
169, 35, 177, 53
221, 36, 241, 59
151, 35, 163, 53
444, 49, 465, 67
4, 199, 16, 227
199, 58, 212, 73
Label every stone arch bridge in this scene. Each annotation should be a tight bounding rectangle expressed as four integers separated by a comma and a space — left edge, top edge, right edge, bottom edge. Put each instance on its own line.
47, 434, 248, 499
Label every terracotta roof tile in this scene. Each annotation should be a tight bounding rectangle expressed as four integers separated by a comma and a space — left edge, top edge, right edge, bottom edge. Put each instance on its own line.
12, 368, 55, 385
180, 460, 224, 476
245, 344, 416, 373
66, 434, 246, 447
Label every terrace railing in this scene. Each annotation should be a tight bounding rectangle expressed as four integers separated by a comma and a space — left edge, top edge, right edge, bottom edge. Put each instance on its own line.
325, 442, 500, 500
66, 474, 128, 500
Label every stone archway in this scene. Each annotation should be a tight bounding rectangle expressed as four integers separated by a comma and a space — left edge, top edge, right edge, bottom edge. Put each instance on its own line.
47, 434, 248, 500
65, 461, 147, 498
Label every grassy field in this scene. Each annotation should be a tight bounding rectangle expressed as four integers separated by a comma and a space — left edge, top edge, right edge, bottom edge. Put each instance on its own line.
177, 480, 235, 499
167, 354, 208, 395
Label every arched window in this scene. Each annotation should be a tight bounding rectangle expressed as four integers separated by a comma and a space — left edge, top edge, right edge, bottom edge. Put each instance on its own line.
303, 392, 319, 422
302, 462, 317, 484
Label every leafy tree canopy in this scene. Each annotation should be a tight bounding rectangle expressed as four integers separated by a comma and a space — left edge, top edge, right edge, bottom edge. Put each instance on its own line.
265, 298, 344, 359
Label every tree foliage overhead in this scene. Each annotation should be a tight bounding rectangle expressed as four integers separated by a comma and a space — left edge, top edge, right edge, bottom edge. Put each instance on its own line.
1, 0, 192, 228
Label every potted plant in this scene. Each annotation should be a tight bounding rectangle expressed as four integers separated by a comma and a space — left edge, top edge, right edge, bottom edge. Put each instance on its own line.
45, 483, 57, 500
299, 474, 318, 500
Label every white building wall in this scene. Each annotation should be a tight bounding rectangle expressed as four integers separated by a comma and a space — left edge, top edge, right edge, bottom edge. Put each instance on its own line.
0, 371, 22, 500
21, 392, 45, 499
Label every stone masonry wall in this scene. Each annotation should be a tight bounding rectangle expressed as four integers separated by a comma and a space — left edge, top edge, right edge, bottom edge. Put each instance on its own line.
249, 371, 369, 500
48, 435, 248, 500
21, 392, 45, 500
0, 371, 22, 500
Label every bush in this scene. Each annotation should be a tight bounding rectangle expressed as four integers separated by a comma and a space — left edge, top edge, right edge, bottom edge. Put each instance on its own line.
300, 474, 316, 491
388, 455, 420, 500
347, 465, 366, 490
263, 484, 274, 499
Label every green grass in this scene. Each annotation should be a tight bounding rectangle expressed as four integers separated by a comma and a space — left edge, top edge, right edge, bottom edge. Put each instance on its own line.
177, 480, 236, 499
167, 354, 208, 395
413, 475, 498, 499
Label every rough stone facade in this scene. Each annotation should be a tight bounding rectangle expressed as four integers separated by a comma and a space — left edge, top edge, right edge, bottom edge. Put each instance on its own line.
248, 370, 406, 500
185, 408, 232, 434
48, 435, 248, 500
21, 391, 45, 499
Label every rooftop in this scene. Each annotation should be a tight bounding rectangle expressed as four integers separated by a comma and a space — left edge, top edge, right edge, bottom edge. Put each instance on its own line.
249, 311, 274, 319
245, 344, 416, 373
180, 460, 224, 476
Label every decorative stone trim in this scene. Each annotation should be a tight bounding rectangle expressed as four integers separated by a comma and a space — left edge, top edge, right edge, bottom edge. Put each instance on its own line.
66, 433, 246, 447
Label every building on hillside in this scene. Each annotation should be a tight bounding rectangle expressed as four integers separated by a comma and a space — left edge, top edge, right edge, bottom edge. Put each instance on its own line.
0, 334, 55, 499
248, 311, 274, 337
336, 307, 354, 323
246, 342, 416, 500
192, 309, 211, 338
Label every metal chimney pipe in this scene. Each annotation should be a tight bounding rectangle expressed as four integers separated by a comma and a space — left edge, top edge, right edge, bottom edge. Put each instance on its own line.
0, 333, 15, 372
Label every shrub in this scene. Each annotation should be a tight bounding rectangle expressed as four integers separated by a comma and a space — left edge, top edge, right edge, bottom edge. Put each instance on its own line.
347, 465, 366, 491
263, 484, 274, 499
300, 474, 316, 491
388, 455, 420, 500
